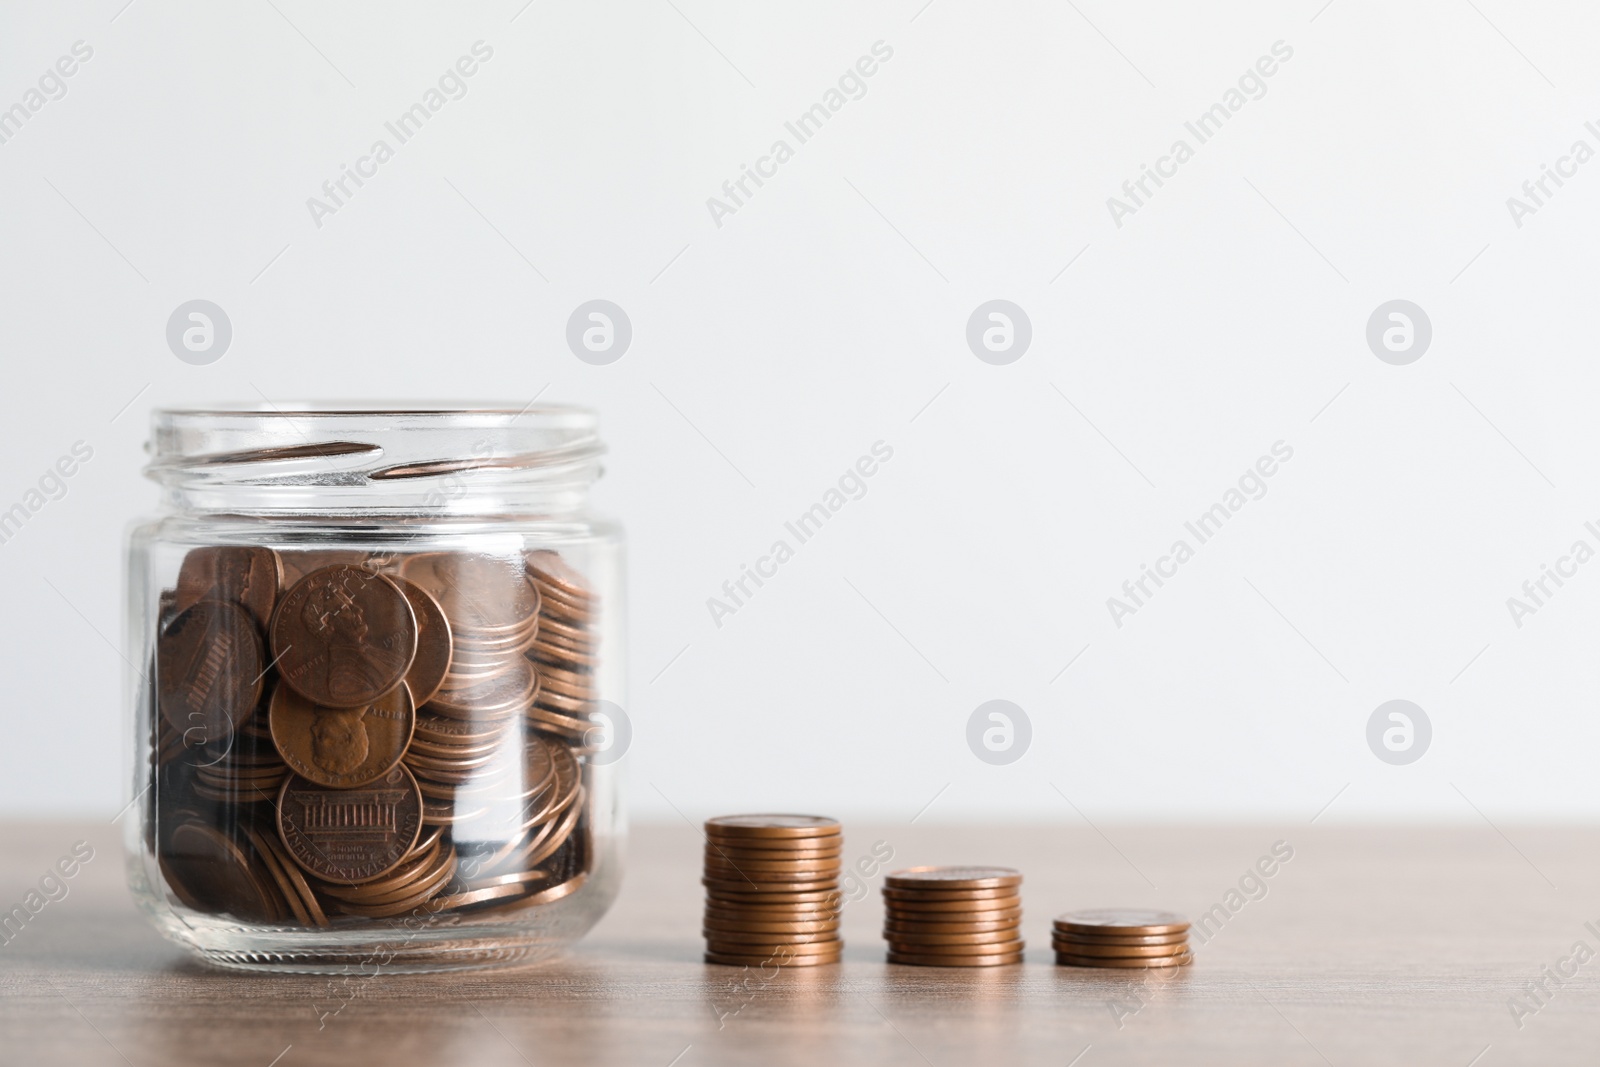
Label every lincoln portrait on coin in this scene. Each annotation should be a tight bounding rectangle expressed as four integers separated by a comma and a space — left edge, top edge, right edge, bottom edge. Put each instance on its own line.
302, 575, 409, 706
310, 707, 369, 776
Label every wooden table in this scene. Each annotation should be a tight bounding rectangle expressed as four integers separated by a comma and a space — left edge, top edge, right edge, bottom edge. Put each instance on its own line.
1, 820, 1594, 1065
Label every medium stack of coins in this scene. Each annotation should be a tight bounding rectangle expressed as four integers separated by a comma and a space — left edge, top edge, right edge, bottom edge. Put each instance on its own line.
1051, 909, 1192, 968
702, 815, 843, 967
150, 544, 599, 926
882, 867, 1025, 966
525, 551, 601, 749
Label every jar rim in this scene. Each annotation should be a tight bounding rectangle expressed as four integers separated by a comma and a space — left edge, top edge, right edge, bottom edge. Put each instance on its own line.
146, 403, 604, 515
152, 402, 596, 420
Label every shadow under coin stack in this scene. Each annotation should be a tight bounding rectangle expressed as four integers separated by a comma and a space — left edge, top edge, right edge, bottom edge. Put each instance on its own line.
882, 866, 1025, 967
151, 546, 594, 926
1051, 909, 1192, 968
702, 815, 843, 967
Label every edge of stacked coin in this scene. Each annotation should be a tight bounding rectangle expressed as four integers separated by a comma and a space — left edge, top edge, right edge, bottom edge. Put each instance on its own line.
1051, 909, 1192, 968
702, 815, 843, 967
882, 866, 1024, 967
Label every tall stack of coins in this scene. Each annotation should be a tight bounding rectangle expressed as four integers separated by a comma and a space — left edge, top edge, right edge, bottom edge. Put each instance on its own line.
702, 815, 843, 967
882, 867, 1025, 967
1052, 909, 1192, 968
150, 544, 599, 926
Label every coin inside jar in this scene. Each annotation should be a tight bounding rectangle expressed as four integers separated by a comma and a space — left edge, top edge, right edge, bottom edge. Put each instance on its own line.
276, 764, 424, 884
145, 539, 605, 939
269, 680, 415, 789
173, 545, 283, 629
401, 553, 540, 634
156, 600, 265, 742
392, 577, 452, 706
271, 565, 418, 709
162, 820, 278, 923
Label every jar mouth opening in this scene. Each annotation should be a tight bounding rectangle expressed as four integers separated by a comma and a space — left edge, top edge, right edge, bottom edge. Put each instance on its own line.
156, 403, 594, 419
147, 404, 604, 514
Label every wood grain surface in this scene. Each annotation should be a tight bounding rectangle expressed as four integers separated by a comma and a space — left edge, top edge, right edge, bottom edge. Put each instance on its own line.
1, 819, 1595, 1066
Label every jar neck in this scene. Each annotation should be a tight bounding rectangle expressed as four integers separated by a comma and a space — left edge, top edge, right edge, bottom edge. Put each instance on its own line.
147, 406, 604, 518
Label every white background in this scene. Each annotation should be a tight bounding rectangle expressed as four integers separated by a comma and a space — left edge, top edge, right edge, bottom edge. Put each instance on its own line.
2, 0, 1596, 824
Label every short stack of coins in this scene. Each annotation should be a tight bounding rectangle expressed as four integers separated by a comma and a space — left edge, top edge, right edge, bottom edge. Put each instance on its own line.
150, 544, 598, 926
1051, 909, 1192, 968
702, 815, 843, 967
882, 866, 1025, 966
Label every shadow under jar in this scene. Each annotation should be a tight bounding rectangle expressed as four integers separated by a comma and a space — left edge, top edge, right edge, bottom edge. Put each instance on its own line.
125, 405, 625, 973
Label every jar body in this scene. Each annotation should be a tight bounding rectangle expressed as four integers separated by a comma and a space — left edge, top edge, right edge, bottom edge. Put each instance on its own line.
125, 410, 624, 973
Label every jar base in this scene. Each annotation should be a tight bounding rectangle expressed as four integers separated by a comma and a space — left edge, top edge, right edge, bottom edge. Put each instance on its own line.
147, 888, 613, 974
191, 942, 562, 975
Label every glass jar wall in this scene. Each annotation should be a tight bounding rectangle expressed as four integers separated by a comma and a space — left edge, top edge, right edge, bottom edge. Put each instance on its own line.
125, 406, 624, 973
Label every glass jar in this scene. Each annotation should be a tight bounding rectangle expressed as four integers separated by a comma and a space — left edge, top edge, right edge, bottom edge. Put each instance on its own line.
124, 406, 625, 973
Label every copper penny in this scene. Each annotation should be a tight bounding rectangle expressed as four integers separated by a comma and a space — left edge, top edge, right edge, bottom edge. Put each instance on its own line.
269, 680, 414, 789
885, 866, 1021, 890
533, 688, 595, 716
163, 820, 277, 922
428, 657, 539, 717
253, 828, 329, 927
461, 867, 554, 891
705, 905, 842, 924
528, 640, 597, 667
883, 902, 1017, 921
157, 600, 264, 742
704, 876, 839, 893
1055, 951, 1193, 969
1053, 909, 1190, 936
704, 815, 841, 840
525, 549, 594, 598
888, 951, 1023, 967
471, 870, 589, 915
417, 881, 527, 913
412, 709, 510, 747
402, 553, 540, 633
392, 577, 452, 706
1053, 929, 1187, 946
705, 930, 841, 948
1050, 939, 1189, 958
532, 613, 593, 646
529, 573, 592, 611
883, 917, 1021, 935
271, 565, 417, 708
174, 545, 283, 629
705, 846, 844, 864
704, 917, 841, 934
247, 826, 311, 925
704, 855, 843, 874
707, 887, 841, 904
882, 886, 1017, 902
276, 764, 423, 884
886, 938, 1025, 956
520, 789, 585, 868
883, 928, 1022, 946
